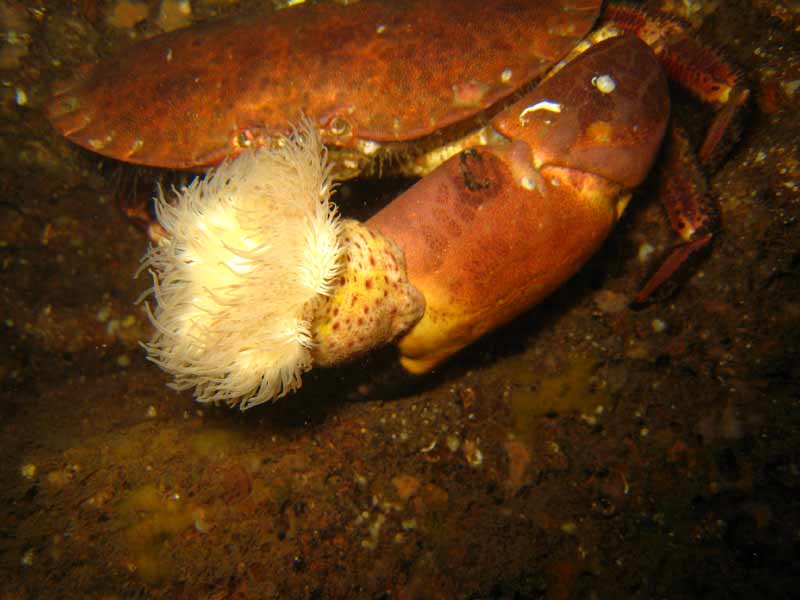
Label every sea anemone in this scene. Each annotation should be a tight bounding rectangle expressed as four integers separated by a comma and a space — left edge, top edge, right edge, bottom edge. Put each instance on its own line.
142, 121, 423, 409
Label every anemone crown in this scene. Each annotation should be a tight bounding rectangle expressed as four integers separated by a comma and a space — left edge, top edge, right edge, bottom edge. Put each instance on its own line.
142, 120, 342, 409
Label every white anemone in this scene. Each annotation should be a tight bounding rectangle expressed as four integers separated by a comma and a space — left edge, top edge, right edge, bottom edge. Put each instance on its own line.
142, 120, 342, 409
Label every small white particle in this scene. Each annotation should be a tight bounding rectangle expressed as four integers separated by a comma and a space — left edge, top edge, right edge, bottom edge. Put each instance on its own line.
651, 318, 667, 333
419, 439, 437, 453
781, 79, 800, 96
359, 140, 381, 155
376, 24, 387, 34
401, 518, 417, 531
638, 242, 655, 262
592, 74, 616, 94
96, 305, 111, 322
520, 176, 536, 191
15, 88, 27, 106
464, 440, 483, 467
446, 435, 461, 452
500, 68, 512, 83
165, 48, 173, 62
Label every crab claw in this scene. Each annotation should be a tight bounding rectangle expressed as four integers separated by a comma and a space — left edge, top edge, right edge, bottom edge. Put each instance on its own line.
368, 36, 670, 373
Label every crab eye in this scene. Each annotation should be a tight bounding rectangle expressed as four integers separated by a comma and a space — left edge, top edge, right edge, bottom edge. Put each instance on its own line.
328, 117, 350, 136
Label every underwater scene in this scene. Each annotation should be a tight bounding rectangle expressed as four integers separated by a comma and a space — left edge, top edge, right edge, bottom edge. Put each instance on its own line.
1, 0, 798, 598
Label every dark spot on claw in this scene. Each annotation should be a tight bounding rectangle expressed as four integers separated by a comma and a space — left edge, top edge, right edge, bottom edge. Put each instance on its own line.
459, 149, 495, 194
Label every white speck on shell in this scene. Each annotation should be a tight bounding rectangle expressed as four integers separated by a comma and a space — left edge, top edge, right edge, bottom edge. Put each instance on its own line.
518, 100, 562, 125
592, 74, 616, 94
127, 139, 145, 157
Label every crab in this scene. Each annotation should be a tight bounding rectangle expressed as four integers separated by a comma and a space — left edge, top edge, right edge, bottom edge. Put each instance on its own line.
46, 0, 749, 375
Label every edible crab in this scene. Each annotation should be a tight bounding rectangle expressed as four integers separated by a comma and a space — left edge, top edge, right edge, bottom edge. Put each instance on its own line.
46, 0, 748, 382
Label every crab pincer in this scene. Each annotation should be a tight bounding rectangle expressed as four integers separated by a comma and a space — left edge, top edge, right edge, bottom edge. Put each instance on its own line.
371, 35, 670, 372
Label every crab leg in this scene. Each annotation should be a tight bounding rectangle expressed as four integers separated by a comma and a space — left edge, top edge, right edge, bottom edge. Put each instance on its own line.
601, 4, 749, 301
368, 35, 670, 373
633, 125, 715, 303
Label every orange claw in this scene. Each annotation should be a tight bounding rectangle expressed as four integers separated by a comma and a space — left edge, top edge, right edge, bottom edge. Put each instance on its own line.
368, 36, 670, 372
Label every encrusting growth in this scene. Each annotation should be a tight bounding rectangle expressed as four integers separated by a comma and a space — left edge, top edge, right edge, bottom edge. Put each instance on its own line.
141, 120, 423, 409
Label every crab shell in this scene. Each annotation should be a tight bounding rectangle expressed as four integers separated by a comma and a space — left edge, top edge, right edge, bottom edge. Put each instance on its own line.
46, 0, 603, 173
